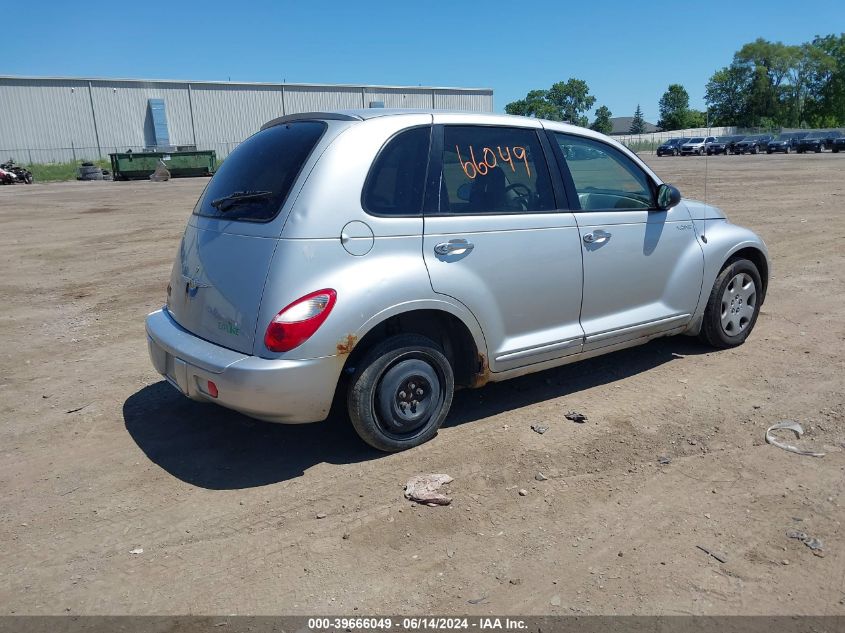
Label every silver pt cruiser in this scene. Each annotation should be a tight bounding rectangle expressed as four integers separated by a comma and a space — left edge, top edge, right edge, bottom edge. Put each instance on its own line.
146, 109, 769, 451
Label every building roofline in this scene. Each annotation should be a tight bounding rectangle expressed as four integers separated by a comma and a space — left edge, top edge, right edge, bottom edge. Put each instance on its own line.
0, 74, 493, 93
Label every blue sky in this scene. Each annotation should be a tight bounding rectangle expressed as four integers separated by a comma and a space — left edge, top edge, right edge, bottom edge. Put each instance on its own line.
4, 0, 843, 123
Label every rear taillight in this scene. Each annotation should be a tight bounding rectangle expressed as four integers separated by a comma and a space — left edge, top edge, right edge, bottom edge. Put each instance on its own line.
264, 289, 337, 352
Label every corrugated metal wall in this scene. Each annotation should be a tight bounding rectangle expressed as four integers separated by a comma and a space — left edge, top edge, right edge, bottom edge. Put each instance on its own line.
0, 77, 494, 163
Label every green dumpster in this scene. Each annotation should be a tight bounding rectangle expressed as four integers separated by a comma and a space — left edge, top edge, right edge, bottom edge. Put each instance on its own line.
109, 150, 216, 181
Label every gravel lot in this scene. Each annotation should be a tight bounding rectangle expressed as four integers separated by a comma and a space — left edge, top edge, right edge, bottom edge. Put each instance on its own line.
1, 154, 843, 615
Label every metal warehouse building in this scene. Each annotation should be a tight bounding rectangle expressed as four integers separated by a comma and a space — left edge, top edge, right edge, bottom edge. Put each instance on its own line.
0, 76, 494, 164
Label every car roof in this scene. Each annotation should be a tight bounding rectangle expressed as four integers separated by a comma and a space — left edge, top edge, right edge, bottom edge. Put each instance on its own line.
261, 108, 592, 135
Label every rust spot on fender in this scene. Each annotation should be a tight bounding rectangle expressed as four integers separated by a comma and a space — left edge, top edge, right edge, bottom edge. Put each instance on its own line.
470, 353, 491, 388
337, 333, 358, 355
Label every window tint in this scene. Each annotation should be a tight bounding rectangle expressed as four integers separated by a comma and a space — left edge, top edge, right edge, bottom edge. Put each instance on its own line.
194, 121, 326, 222
440, 126, 554, 214
363, 126, 431, 215
554, 133, 655, 211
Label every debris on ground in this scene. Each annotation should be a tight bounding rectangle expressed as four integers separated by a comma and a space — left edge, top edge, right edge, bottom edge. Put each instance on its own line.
658, 456, 672, 465
786, 530, 824, 554
316, 512, 327, 519
550, 595, 562, 607
535, 472, 548, 481
518, 489, 528, 496
65, 403, 92, 414
149, 160, 171, 182
696, 545, 728, 563
129, 548, 143, 555
565, 411, 588, 423
404, 474, 453, 506
531, 423, 549, 434
765, 421, 826, 457
467, 596, 488, 605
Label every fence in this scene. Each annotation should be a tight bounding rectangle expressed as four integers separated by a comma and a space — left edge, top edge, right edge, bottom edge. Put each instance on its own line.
0, 140, 244, 166
612, 126, 845, 154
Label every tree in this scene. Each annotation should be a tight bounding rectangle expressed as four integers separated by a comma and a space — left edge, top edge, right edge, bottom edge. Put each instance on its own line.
504, 89, 560, 120
505, 78, 595, 125
546, 78, 596, 126
705, 63, 754, 126
686, 109, 707, 128
657, 84, 690, 130
629, 104, 647, 134
804, 34, 845, 126
590, 105, 613, 134
705, 33, 845, 128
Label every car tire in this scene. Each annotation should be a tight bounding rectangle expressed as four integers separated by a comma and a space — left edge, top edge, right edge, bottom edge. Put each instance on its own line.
785, 146, 790, 154
699, 258, 763, 349
834, 148, 840, 153
815, 146, 822, 153
347, 333, 455, 452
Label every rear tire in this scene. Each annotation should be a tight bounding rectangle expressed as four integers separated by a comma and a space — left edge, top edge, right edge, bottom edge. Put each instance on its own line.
347, 334, 454, 452
699, 258, 762, 349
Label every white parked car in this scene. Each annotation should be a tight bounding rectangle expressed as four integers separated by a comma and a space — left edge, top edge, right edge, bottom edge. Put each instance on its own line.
680, 136, 716, 156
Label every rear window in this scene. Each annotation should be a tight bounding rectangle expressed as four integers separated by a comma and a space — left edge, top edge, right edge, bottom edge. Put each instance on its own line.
362, 126, 431, 216
193, 120, 326, 222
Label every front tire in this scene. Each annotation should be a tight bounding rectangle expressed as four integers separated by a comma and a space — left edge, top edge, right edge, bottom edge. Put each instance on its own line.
347, 334, 454, 452
700, 259, 762, 349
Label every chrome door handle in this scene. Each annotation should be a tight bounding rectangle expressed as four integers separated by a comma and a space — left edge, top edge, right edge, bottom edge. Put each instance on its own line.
583, 230, 611, 244
434, 239, 475, 255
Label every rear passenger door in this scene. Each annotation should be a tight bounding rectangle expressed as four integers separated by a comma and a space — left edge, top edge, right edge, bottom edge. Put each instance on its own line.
548, 131, 703, 351
423, 120, 584, 372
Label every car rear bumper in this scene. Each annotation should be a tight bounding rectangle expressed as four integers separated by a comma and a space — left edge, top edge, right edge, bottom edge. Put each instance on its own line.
145, 308, 341, 424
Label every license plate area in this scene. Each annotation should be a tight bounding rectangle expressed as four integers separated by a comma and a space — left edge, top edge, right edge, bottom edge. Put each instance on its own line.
165, 353, 189, 395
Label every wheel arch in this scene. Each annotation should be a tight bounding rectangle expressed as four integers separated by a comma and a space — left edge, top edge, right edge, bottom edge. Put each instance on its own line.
725, 246, 769, 302
338, 303, 489, 389
686, 228, 771, 336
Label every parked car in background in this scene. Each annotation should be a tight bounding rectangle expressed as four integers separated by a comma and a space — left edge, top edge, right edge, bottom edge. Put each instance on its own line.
832, 133, 845, 153
145, 109, 770, 451
733, 135, 773, 154
656, 138, 689, 157
680, 136, 716, 156
766, 133, 799, 154
823, 130, 842, 150
796, 131, 840, 153
707, 136, 743, 155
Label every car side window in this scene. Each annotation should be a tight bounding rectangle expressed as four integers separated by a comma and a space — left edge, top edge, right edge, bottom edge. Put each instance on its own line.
553, 133, 656, 211
440, 126, 554, 214
363, 126, 431, 216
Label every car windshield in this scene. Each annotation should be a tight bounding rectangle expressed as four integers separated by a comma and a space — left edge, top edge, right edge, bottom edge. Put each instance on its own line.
688, 137, 704, 143
193, 120, 327, 222
775, 134, 791, 141
715, 137, 731, 142
805, 132, 825, 139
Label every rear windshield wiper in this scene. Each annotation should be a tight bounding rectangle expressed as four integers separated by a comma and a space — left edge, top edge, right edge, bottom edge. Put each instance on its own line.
210, 190, 273, 212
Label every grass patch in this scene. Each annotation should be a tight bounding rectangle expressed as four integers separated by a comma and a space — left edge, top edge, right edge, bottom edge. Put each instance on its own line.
25, 159, 111, 182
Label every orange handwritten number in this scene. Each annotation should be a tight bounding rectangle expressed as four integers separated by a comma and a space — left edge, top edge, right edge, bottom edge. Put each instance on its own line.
497, 146, 515, 172
456, 144, 531, 179
512, 146, 530, 178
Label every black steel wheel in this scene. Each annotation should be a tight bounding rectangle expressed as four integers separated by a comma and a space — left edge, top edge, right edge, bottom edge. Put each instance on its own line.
347, 334, 454, 452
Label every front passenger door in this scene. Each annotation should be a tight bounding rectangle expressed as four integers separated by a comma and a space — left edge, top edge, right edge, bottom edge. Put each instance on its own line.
550, 132, 704, 351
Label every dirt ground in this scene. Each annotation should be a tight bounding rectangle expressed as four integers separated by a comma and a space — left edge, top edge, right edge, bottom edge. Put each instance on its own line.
1, 153, 843, 616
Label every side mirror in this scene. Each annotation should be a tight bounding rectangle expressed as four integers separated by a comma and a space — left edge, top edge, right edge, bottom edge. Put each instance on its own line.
656, 183, 681, 210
